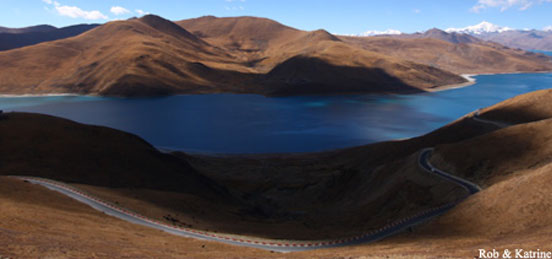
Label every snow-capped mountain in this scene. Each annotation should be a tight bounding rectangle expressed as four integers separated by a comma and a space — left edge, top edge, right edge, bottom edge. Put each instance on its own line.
446, 21, 513, 35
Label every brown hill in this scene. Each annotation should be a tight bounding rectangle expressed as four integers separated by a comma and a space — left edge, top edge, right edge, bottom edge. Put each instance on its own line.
176, 16, 303, 52
341, 35, 552, 74
479, 88, 552, 124
429, 89, 552, 186
0, 15, 248, 96
0, 15, 468, 96
178, 16, 468, 94
390, 90, 552, 257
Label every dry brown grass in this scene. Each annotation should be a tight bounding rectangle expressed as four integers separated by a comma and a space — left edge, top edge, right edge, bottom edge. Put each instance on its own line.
0, 177, 275, 259
74, 151, 466, 240
480, 89, 552, 124
2, 175, 550, 259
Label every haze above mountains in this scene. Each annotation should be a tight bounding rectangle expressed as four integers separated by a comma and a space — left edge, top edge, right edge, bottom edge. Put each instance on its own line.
366, 21, 552, 51
0, 15, 551, 97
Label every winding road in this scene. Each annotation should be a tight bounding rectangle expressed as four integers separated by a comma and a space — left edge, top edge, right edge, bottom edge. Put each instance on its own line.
10, 148, 481, 252
472, 109, 510, 128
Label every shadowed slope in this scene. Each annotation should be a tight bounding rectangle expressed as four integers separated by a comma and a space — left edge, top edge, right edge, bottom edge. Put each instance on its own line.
0, 112, 229, 199
478, 89, 552, 124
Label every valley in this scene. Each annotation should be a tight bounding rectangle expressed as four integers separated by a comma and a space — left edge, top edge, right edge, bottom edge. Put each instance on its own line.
2, 88, 552, 257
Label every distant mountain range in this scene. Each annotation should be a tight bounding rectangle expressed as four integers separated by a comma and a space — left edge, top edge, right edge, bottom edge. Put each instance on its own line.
0, 24, 58, 34
362, 21, 552, 51
387, 28, 482, 44
0, 16, 551, 97
0, 23, 99, 51
475, 30, 552, 52
446, 22, 552, 51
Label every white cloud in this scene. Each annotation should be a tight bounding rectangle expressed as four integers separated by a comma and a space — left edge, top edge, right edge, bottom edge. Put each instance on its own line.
110, 6, 130, 15
224, 0, 246, 11
42, 0, 108, 20
55, 5, 108, 19
359, 29, 402, 36
224, 6, 245, 11
42, 0, 60, 7
135, 9, 149, 15
471, 0, 552, 12
544, 25, 552, 31
413, 9, 421, 13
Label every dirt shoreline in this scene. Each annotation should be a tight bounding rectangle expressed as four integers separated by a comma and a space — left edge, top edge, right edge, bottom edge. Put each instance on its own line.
427, 74, 477, 92
1, 70, 550, 99
428, 70, 552, 92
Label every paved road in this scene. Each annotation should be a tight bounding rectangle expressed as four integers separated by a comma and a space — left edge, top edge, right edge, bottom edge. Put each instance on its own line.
419, 148, 481, 194
10, 150, 480, 252
472, 109, 510, 128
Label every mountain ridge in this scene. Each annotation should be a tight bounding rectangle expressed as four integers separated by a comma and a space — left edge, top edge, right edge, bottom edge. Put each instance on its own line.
445, 21, 552, 51
0, 14, 469, 97
0, 23, 99, 51
0, 15, 551, 97
0, 24, 58, 34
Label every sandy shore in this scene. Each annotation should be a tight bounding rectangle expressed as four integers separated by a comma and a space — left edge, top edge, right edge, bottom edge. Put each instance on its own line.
0, 70, 550, 98
0, 93, 83, 98
428, 70, 552, 93
426, 74, 477, 92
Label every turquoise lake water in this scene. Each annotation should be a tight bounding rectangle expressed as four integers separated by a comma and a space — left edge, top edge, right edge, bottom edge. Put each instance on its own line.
2, 72, 552, 153
531, 50, 552, 56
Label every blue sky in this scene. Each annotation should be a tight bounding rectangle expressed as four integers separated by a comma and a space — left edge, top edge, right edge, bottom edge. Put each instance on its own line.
2, 0, 552, 34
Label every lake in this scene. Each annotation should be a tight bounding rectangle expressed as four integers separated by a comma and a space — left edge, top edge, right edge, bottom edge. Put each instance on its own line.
1, 72, 552, 154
